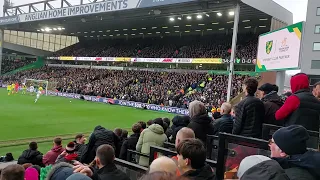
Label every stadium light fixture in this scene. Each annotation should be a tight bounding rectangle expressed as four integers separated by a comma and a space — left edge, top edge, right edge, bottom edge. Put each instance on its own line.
141, 28, 147, 30
77, 32, 81, 33
62, 27, 65, 30
110, 35, 113, 36
139, 33, 144, 34
177, 17, 182, 20
124, 34, 128, 35
186, 16, 192, 20
90, 36, 93, 37
195, 30, 201, 32
259, 18, 268, 21
227, 21, 233, 24
165, 32, 170, 34
186, 25, 191, 27
37, 29, 40, 32
57, 27, 62, 30
219, 28, 225, 30
175, 31, 180, 33
41, 29, 45, 31
206, 14, 210, 17
114, 30, 119, 31
212, 22, 219, 25
106, 30, 110, 32
99, 31, 103, 32
162, 26, 168, 29
84, 36, 87, 37
132, 29, 137, 31
53, 28, 57, 30
103, 35, 106, 36
70, 33, 74, 35
123, 29, 128, 31
84, 32, 88, 33
217, 12, 222, 17
91, 31, 95, 33
242, 20, 250, 22
148, 32, 152, 34
245, 26, 252, 28
229, 11, 234, 16
152, 27, 157, 29
44, 27, 51, 32
169, 17, 175, 21
198, 24, 205, 26
131, 34, 135, 36
156, 32, 160, 34
196, 15, 202, 19
259, 25, 267, 28
184, 31, 190, 33
117, 34, 121, 36
174, 26, 179, 28
207, 29, 212, 31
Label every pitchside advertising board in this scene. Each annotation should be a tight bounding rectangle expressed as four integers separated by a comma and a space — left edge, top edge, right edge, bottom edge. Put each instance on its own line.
256, 22, 303, 72
0, 0, 195, 25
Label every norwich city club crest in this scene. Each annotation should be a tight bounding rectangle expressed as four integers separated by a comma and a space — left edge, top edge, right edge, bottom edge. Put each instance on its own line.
266, 41, 273, 54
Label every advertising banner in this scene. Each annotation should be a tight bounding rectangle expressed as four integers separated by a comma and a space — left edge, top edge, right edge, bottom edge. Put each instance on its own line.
192, 58, 223, 64
115, 57, 131, 61
175, 58, 193, 63
256, 22, 303, 72
0, 0, 195, 26
47, 91, 188, 115
59, 56, 76, 60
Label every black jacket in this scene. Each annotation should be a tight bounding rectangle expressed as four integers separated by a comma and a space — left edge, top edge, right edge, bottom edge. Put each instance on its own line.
171, 116, 190, 143
81, 126, 119, 164
75, 143, 87, 161
188, 114, 215, 145
119, 133, 140, 160
273, 150, 320, 180
233, 95, 265, 138
182, 164, 215, 180
240, 160, 289, 180
17, 149, 44, 167
212, 114, 234, 135
261, 91, 284, 126
92, 163, 130, 180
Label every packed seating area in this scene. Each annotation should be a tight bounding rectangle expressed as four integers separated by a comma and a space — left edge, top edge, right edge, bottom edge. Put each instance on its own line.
52, 34, 258, 59
1, 58, 36, 74
1, 67, 248, 108
1, 74, 320, 180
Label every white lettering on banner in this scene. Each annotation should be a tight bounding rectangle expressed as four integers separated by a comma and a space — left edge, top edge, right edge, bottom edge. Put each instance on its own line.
19, 0, 136, 22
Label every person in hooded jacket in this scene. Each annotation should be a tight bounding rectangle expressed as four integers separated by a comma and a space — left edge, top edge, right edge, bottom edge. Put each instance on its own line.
270, 125, 320, 180
258, 83, 284, 126
187, 100, 215, 145
136, 118, 167, 167
233, 78, 265, 138
170, 116, 190, 143
119, 123, 141, 160
43, 138, 64, 166
237, 155, 290, 180
18, 142, 44, 167
275, 73, 320, 131
177, 139, 215, 180
81, 125, 119, 164
74, 134, 86, 161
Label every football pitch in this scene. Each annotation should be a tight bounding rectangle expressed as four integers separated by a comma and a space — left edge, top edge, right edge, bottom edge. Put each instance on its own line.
0, 88, 175, 158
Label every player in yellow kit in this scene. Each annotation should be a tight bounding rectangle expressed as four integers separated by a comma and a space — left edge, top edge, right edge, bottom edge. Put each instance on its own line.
11, 83, 15, 94
7, 84, 12, 95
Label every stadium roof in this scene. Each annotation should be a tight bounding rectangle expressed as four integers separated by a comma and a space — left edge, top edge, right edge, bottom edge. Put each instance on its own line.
0, 0, 293, 39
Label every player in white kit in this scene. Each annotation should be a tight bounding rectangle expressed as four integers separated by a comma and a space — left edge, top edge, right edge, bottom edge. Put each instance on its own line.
34, 89, 42, 103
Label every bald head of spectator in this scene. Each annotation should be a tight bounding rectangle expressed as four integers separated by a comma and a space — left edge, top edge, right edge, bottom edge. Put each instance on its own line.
220, 102, 232, 115
0, 164, 25, 180
175, 127, 195, 148
149, 157, 177, 174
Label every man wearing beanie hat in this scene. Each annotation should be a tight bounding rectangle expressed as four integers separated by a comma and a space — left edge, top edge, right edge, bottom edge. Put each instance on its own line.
258, 83, 284, 126
275, 73, 320, 131
55, 142, 78, 164
270, 125, 320, 180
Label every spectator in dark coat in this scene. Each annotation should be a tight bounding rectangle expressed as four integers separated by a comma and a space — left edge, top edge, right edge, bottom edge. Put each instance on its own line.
18, 142, 44, 167
138, 121, 147, 131
119, 123, 141, 160
170, 116, 190, 143
258, 83, 284, 126
188, 100, 215, 145
237, 155, 289, 180
212, 102, 233, 135
275, 73, 320, 132
233, 78, 265, 138
81, 125, 119, 164
163, 118, 173, 139
43, 137, 64, 166
74, 145, 130, 180
74, 134, 87, 161
270, 125, 320, 180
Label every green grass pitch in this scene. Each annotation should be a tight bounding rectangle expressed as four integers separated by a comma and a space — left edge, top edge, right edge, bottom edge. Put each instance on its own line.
0, 88, 175, 158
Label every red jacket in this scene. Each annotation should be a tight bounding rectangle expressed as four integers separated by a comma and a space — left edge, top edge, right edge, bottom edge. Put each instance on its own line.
42, 145, 64, 165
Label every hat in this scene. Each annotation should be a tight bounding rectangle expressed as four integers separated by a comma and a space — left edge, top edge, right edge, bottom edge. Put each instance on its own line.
25, 167, 39, 180
258, 83, 274, 94
66, 142, 76, 152
66, 173, 92, 180
188, 100, 207, 118
273, 125, 309, 155
237, 155, 271, 178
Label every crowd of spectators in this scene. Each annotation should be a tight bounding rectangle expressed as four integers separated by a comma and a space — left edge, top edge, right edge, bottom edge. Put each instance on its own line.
1, 74, 320, 180
1, 66, 248, 108
1, 58, 36, 74
52, 34, 258, 60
